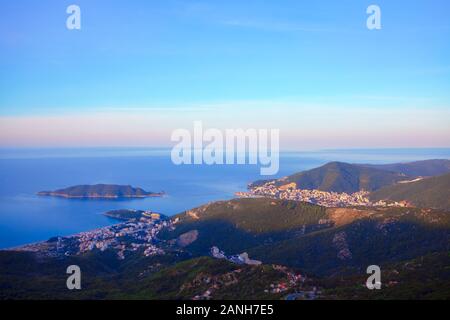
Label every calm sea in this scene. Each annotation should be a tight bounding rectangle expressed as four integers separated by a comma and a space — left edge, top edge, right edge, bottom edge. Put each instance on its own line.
0, 147, 449, 249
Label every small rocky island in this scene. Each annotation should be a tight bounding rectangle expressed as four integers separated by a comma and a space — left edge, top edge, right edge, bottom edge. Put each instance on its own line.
37, 184, 164, 199
103, 209, 165, 221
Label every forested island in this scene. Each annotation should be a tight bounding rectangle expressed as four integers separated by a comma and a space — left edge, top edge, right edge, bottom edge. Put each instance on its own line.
37, 184, 164, 199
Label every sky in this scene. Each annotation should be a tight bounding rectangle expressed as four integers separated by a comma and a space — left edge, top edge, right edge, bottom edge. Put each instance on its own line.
0, 0, 449, 149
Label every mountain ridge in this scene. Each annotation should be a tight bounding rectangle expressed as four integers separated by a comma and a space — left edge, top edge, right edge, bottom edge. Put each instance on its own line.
250, 159, 450, 194
251, 161, 408, 193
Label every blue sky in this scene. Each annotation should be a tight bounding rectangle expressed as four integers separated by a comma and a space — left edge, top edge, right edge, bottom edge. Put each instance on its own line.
0, 0, 449, 148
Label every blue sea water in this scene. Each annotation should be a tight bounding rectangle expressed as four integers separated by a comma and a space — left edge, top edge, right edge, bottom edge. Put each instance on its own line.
0, 147, 449, 249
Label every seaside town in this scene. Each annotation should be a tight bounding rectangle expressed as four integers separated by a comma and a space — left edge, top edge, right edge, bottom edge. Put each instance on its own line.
16, 211, 176, 259
236, 181, 409, 208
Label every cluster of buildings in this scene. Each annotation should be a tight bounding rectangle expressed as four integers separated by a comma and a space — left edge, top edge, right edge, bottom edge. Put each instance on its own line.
210, 246, 262, 265
53, 214, 173, 259
266, 265, 321, 300
265, 264, 306, 294
192, 269, 242, 300
238, 182, 409, 208
207, 246, 318, 299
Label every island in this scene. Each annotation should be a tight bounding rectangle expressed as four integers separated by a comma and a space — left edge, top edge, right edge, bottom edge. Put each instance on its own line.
37, 184, 164, 199
103, 209, 166, 221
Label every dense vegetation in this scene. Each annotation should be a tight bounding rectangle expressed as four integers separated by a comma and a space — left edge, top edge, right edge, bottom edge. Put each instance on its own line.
0, 251, 294, 300
257, 162, 407, 193
161, 199, 450, 277
319, 252, 450, 300
118, 257, 290, 300
249, 209, 450, 276
370, 173, 450, 210
250, 159, 450, 193
103, 209, 145, 220
159, 198, 328, 255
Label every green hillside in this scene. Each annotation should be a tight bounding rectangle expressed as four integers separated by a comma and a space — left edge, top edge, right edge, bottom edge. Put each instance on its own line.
269, 162, 407, 193
319, 252, 450, 300
159, 198, 328, 254
370, 173, 450, 210
249, 208, 450, 276
0, 251, 309, 300
119, 257, 294, 300
162, 198, 450, 276
173, 198, 327, 233
250, 159, 450, 193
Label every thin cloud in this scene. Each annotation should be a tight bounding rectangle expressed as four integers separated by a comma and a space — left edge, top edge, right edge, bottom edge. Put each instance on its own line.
222, 19, 350, 33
